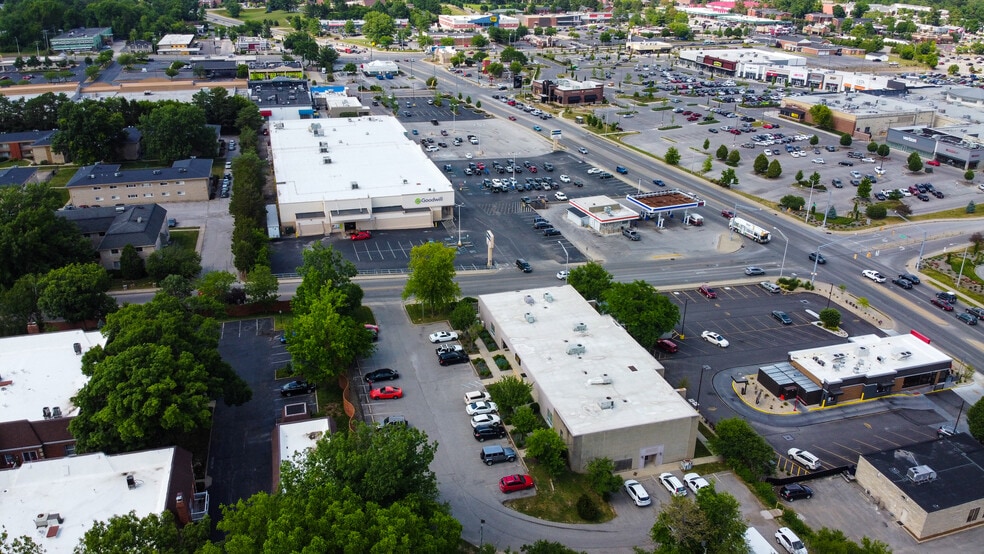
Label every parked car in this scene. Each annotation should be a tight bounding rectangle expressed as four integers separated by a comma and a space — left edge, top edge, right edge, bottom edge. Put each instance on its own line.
556, 270, 569, 280
622, 228, 641, 241
698, 284, 717, 299
369, 385, 403, 400
464, 390, 491, 404
787, 448, 821, 470
899, 273, 921, 285
365, 368, 400, 382
936, 291, 958, 304
473, 423, 507, 442
470, 414, 502, 428
684, 472, 711, 494
656, 339, 679, 353
659, 472, 688, 497
967, 307, 984, 319
429, 331, 459, 343
624, 479, 652, 506
280, 380, 315, 397
760, 281, 781, 293
779, 483, 814, 501
499, 474, 535, 493
466, 401, 498, 415
772, 310, 793, 325
926, 159, 941, 166
438, 350, 470, 365
701, 331, 729, 348
481, 445, 517, 465
775, 527, 808, 554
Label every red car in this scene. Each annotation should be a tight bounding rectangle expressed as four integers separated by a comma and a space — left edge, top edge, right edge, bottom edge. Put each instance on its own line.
476, 163, 485, 170
721, 210, 735, 219
508, 116, 517, 121
369, 386, 403, 400
698, 285, 717, 299
930, 298, 954, 311
762, 123, 774, 129
926, 159, 940, 166
499, 474, 535, 493
350, 231, 372, 241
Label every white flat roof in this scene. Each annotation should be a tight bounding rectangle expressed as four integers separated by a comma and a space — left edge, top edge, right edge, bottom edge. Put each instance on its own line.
789, 334, 951, 386
270, 117, 453, 205
157, 34, 195, 47
0, 330, 106, 424
569, 195, 639, 223
0, 448, 176, 551
277, 418, 330, 466
480, 286, 693, 436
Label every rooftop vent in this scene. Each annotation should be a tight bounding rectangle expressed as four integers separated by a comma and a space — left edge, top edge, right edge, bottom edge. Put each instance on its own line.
588, 376, 612, 385
73, 342, 82, 355
126, 474, 137, 489
524, 295, 534, 306
897, 351, 912, 359
573, 322, 587, 332
567, 343, 585, 355
351, 181, 358, 189
543, 292, 554, 302
153, 169, 162, 175
178, 168, 186, 173
323, 157, 332, 164
525, 313, 535, 324
907, 465, 937, 484
598, 399, 615, 410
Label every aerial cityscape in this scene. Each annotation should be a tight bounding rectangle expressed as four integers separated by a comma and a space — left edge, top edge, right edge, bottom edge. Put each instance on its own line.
2, 1, 984, 552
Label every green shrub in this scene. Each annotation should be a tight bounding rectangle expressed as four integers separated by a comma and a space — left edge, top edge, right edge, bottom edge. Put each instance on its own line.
576, 493, 601, 521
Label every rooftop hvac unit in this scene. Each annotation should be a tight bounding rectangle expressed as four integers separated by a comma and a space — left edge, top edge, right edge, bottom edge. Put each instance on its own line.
525, 313, 535, 323
351, 181, 358, 189
588, 376, 612, 385
113, 172, 122, 177
567, 343, 585, 355
598, 399, 615, 410
323, 157, 332, 164
524, 295, 535, 305
604, 206, 613, 215
543, 292, 554, 302
153, 169, 162, 175
897, 351, 912, 359
573, 322, 587, 332
907, 465, 936, 484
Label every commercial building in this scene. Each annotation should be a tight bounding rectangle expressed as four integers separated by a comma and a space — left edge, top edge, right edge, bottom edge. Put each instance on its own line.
272, 417, 332, 489
887, 125, 984, 170
156, 34, 198, 55
758, 334, 952, 407
517, 12, 612, 28
780, 92, 938, 140
565, 195, 639, 236
58, 204, 170, 272
624, 190, 706, 227
248, 78, 315, 120
247, 61, 305, 81
477, 285, 698, 473
49, 28, 113, 52
361, 60, 399, 76
531, 78, 604, 105
311, 86, 369, 117
855, 433, 984, 541
437, 14, 520, 31
0, 447, 207, 551
66, 159, 213, 206
269, 117, 454, 237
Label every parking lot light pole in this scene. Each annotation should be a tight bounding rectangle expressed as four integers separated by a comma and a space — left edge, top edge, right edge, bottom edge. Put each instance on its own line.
821, 189, 832, 228
773, 226, 789, 279
894, 211, 927, 270
558, 241, 569, 275
456, 204, 463, 247
696, 364, 710, 410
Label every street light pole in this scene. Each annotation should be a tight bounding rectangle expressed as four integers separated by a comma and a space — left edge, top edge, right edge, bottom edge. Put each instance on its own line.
456, 204, 463, 247
821, 189, 832, 228
696, 364, 710, 410
894, 211, 927, 270
773, 226, 789, 279
957, 245, 970, 287
558, 241, 569, 275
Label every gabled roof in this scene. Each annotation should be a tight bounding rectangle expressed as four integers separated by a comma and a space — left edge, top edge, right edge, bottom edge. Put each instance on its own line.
58, 204, 167, 251
66, 159, 212, 188
0, 130, 57, 144
0, 418, 74, 452
0, 167, 38, 187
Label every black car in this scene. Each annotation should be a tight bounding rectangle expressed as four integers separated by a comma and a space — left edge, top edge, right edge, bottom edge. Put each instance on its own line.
779, 483, 814, 501
543, 228, 562, 237
543, 162, 554, 171
957, 313, 979, 326
891, 278, 913, 290
280, 380, 315, 396
838, 160, 854, 166
809, 252, 826, 264
772, 310, 793, 325
365, 368, 400, 382
967, 307, 984, 319
899, 273, 921, 285
933, 190, 945, 198
533, 220, 552, 229
473, 423, 507, 442
438, 351, 470, 366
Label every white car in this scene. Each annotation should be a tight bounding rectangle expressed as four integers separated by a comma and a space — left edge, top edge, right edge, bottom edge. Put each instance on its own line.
466, 401, 498, 415
684, 472, 710, 494
898, 188, 912, 197
763, 149, 774, 156
850, 171, 862, 179
436, 344, 464, 354
559, 174, 571, 183
624, 479, 652, 506
586, 167, 602, 174
470, 414, 502, 428
811, 158, 824, 164
861, 157, 875, 163
425, 145, 439, 152
492, 178, 502, 187
225, 161, 232, 169
701, 331, 730, 348
775, 527, 808, 554
787, 448, 822, 470
556, 270, 569, 280
463, 390, 491, 404
861, 270, 887, 283
978, 183, 984, 192
554, 191, 568, 201
874, 166, 886, 175
429, 331, 459, 343
465, 153, 474, 159
577, 147, 589, 154
659, 472, 687, 497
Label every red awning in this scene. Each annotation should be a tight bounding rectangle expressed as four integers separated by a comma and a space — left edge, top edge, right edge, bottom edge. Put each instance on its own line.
260, 110, 272, 117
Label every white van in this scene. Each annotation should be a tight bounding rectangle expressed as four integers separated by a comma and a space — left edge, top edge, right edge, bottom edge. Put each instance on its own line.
744, 527, 778, 554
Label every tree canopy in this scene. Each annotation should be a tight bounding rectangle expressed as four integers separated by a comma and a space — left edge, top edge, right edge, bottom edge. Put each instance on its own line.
139, 102, 217, 164
710, 418, 776, 476
69, 294, 251, 454
38, 263, 117, 326
52, 99, 127, 164
651, 485, 747, 554
602, 281, 680, 351
286, 286, 375, 383
75, 510, 209, 554
294, 242, 358, 314
567, 261, 613, 301
402, 242, 461, 314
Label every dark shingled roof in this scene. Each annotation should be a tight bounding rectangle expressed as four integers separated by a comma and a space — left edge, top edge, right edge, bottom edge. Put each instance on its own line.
58, 204, 167, 251
66, 158, 212, 188
862, 433, 984, 512
0, 167, 38, 187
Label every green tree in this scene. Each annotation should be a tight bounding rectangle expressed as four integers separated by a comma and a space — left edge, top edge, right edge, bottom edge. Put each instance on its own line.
780, 195, 806, 210
363, 12, 396, 44
970, 232, 984, 255
727, 149, 741, 166
652, 487, 747, 554
510, 405, 541, 438
487, 375, 534, 418
753, 153, 769, 173
38, 263, 117, 327
119, 244, 146, 280
702, 155, 713, 173
139, 103, 216, 163
288, 286, 374, 383
710, 418, 775, 476
665, 146, 681, 165
52, 99, 126, 165
145, 246, 203, 282
807, 528, 892, 553
212, 424, 460, 551
70, 295, 251, 454
526, 428, 568, 477
877, 143, 890, 160
716, 144, 729, 160
840, 134, 853, 147
703, 138, 711, 150
766, 159, 783, 178
293, 242, 358, 315
449, 300, 477, 332
968, 201, 977, 214
867, 141, 879, 153
968, 397, 984, 443
567, 261, 613, 301
866, 204, 887, 219
585, 458, 623, 499
195, 271, 237, 304
857, 180, 872, 199
76, 511, 209, 554
965, 169, 976, 181
809, 104, 834, 129
0, 274, 44, 336
819, 308, 842, 330
907, 151, 924, 172
159, 274, 193, 299
520, 540, 585, 554
0, 529, 42, 554
810, 134, 820, 146
0, 185, 94, 289
795, 169, 805, 183
402, 242, 461, 315
720, 168, 738, 188
602, 280, 680, 351
471, 34, 489, 48
244, 265, 279, 304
